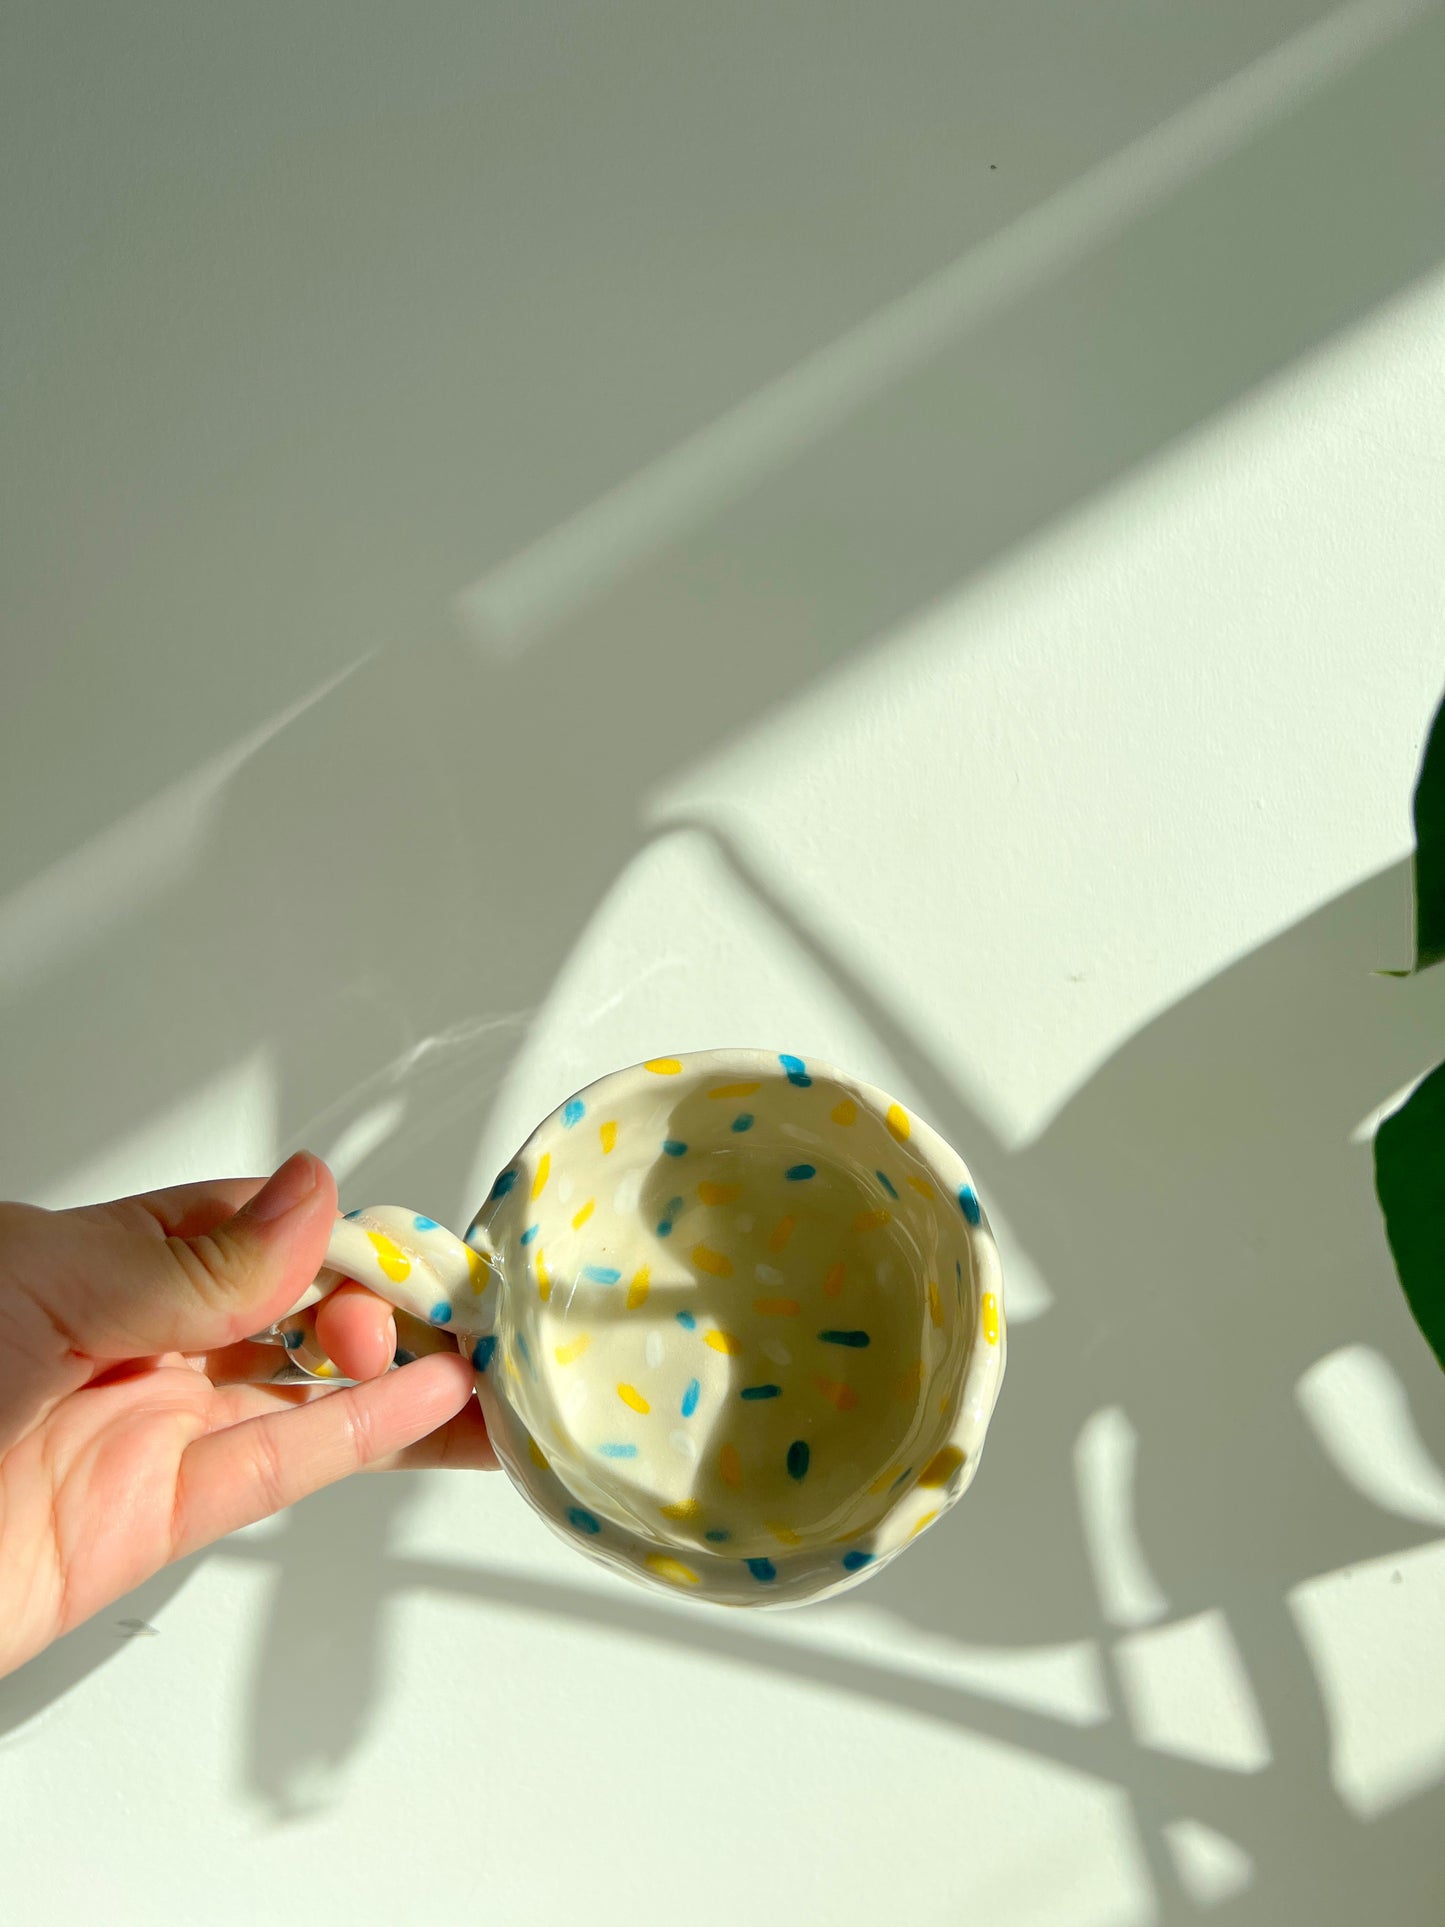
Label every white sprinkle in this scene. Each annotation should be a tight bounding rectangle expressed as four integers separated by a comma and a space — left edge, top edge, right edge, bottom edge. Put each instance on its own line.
564, 1381, 589, 1421
645, 1331, 665, 1370
762, 1339, 792, 1367
613, 1169, 644, 1214
558, 1173, 576, 1204
736, 1214, 754, 1233
755, 1263, 784, 1286
670, 1430, 698, 1461
877, 1261, 893, 1286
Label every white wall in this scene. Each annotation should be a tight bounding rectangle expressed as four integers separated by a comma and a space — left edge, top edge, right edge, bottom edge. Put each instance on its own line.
3, 6, 1444, 1922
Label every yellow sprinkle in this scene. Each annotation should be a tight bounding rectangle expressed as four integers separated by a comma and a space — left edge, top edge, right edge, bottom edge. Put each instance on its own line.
768, 1215, 796, 1253
626, 1265, 650, 1310
692, 1244, 733, 1278
531, 1153, 551, 1201
535, 1250, 551, 1302
869, 1464, 902, 1495
983, 1291, 1000, 1345
824, 1262, 846, 1299
554, 1334, 592, 1366
464, 1244, 492, 1292
366, 1230, 411, 1283
768, 1522, 802, 1547
887, 1103, 911, 1142
527, 1435, 550, 1471
312, 1359, 337, 1379
719, 1442, 743, 1488
618, 1382, 650, 1415
572, 1198, 595, 1230
754, 1296, 801, 1317
600, 1119, 618, 1155
910, 1509, 941, 1539
698, 1180, 742, 1207
505, 1354, 520, 1384
646, 1057, 683, 1075
919, 1445, 965, 1488
705, 1328, 742, 1354
709, 1081, 761, 1099
831, 1098, 857, 1126
814, 1375, 859, 1412
645, 1553, 700, 1586
897, 1358, 924, 1401
906, 1175, 935, 1199
660, 1498, 702, 1520
841, 1523, 874, 1542
928, 1279, 943, 1328
853, 1208, 891, 1234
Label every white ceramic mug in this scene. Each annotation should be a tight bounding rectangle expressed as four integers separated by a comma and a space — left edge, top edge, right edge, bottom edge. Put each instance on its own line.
265, 1049, 1005, 1607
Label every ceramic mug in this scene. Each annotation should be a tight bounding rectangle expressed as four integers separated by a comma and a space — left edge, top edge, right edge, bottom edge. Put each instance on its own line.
263, 1049, 1006, 1607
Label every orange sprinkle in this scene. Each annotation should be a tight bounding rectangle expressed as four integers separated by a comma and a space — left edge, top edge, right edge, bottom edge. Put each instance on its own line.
719, 1443, 743, 1488
814, 1376, 859, 1412
754, 1296, 801, 1317
824, 1262, 846, 1299
698, 1181, 742, 1207
769, 1215, 796, 1253
692, 1244, 733, 1278
853, 1208, 891, 1234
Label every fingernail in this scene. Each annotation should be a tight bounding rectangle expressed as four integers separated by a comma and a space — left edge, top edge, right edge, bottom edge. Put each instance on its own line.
384, 1313, 398, 1363
243, 1151, 320, 1224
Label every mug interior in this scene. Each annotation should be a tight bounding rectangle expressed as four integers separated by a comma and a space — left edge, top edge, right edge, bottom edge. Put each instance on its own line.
473, 1054, 979, 1564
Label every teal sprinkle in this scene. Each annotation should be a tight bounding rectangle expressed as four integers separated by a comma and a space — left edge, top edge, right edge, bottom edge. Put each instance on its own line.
676, 1311, 697, 1332
568, 1506, 601, 1533
344, 1208, 364, 1220
818, 1328, 870, 1348
413, 1213, 440, 1231
597, 1442, 638, 1459
562, 1099, 585, 1128
582, 1265, 622, 1285
471, 1336, 496, 1370
740, 1383, 782, 1401
516, 1331, 533, 1370
875, 1169, 899, 1199
787, 1439, 810, 1480
842, 1550, 874, 1572
520, 1222, 540, 1246
489, 1169, 518, 1200
658, 1196, 684, 1236
732, 1112, 754, 1133
430, 1301, 452, 1324
746, 1557, 777, 1582
779, 1054, 812, 1088
681, 1376, 701, 1415
662, 1139, 688, 1157
786, 1163, 816, 1181
705, 1529, 731, 1543
959, 1184, 982, 1225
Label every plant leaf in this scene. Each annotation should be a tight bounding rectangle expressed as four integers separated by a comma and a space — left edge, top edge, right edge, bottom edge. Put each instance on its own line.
1374, 1057, 1445, 1372
1410, 688, 1445, 972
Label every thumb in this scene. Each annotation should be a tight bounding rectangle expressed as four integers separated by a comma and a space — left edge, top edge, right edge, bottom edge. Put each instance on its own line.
56, 1152, 338, 1362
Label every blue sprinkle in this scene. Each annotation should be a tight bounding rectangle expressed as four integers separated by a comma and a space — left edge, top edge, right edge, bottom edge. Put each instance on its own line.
818, 1328, 870, 1348
663, 1138, 688, 1158
283, 1327, 305, 1350
471, 1335, 497, 1371
489, 1169, 518, 1200
516, 1331, 533, 1370
746, 1557, 777, 1582
959, 1184, 982, 1225
343, 1207, 364, 1221
681, 1376, 701, 1416
582, 1264, 622, 1285
562, 1099, 585, 1128
393, 1347, 416, 1367
568, 1507, 601, 1534
597, 1442, 638, 1459
891, 1466, 912, 1490
705, 1529, 731, 1543
787, 1439, 810, 1480
520, 1222, 540, 1246
779, 1053, 812, 1088
430, 1302, 452, 1325
658, 1196, 684, 1237
412, 1213, 439, 1231
842, 1550, 875, 1572
741, 1383, 782, 1401
732, 1112, 755, 1133
875, 1169, 899, 1199
676, 1311, 697, 1332
786, 1163, 817, 1182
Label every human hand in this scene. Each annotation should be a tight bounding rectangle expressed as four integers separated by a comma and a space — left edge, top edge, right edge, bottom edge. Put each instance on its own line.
0, 1152, 494, 1680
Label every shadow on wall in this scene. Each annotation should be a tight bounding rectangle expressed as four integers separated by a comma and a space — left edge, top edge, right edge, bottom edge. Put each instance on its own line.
3, 7, 1445, 1922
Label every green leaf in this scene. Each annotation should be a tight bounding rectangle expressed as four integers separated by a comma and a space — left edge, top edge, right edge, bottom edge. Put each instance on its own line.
1409, 688, 1445, 972
1374, 1058, 1445, 1373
